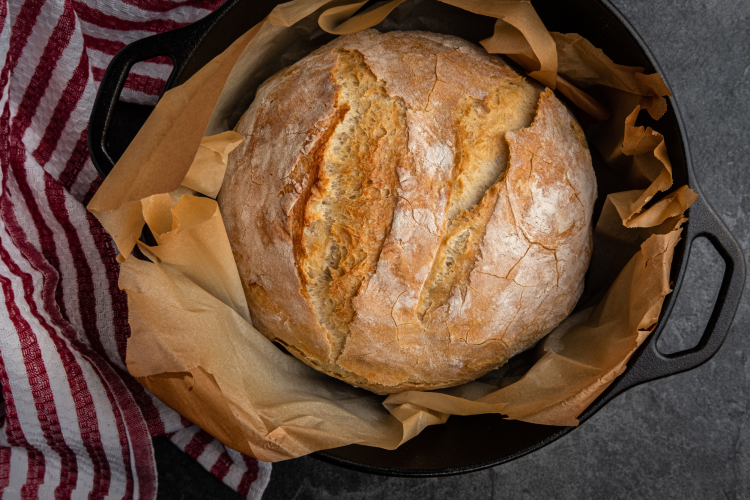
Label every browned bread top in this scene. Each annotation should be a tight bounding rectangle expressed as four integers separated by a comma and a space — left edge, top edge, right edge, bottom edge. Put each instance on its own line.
218, 30, 596, 394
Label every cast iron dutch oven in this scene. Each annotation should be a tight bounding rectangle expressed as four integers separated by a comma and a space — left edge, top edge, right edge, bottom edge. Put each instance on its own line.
89, 0, 746, 477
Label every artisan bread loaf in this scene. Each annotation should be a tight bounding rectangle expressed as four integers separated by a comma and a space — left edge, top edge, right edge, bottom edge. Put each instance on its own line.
218, 30, 597, 394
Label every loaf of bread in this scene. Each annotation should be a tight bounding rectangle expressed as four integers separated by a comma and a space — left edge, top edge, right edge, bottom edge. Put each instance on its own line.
218, 30, 597, 394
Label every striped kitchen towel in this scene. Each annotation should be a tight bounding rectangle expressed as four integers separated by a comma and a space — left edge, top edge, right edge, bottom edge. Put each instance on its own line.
0, 0, 271, 497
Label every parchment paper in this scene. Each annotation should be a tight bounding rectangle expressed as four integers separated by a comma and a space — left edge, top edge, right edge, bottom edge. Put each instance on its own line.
88, 0, 697, 461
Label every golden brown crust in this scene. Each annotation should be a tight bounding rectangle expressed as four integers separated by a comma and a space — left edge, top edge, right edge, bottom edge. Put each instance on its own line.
219, 30, 596, 394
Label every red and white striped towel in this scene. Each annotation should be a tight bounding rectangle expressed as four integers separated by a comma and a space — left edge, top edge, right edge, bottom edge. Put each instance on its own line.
0, 0, 271, 497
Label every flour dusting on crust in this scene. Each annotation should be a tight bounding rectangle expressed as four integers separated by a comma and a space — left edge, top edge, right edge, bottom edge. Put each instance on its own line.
218, 30, 596, 394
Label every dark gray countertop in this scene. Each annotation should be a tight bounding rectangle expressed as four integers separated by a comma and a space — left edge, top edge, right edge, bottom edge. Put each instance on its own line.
154, 0, 750, 497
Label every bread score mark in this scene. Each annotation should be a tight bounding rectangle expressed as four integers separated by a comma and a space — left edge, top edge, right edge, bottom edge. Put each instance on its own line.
299, 49, 408, 358
297, 50, 564, 365
415, 79, 541, 322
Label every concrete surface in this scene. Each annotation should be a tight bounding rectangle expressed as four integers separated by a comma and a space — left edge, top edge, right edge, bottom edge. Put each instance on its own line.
154, 0, 750, 497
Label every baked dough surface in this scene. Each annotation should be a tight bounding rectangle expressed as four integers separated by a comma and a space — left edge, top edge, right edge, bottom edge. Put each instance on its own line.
219, 30, 596, 394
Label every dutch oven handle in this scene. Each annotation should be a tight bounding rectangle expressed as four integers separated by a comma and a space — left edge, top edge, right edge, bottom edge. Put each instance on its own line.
87, 25, 204, 177
620, 195, 746, 388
